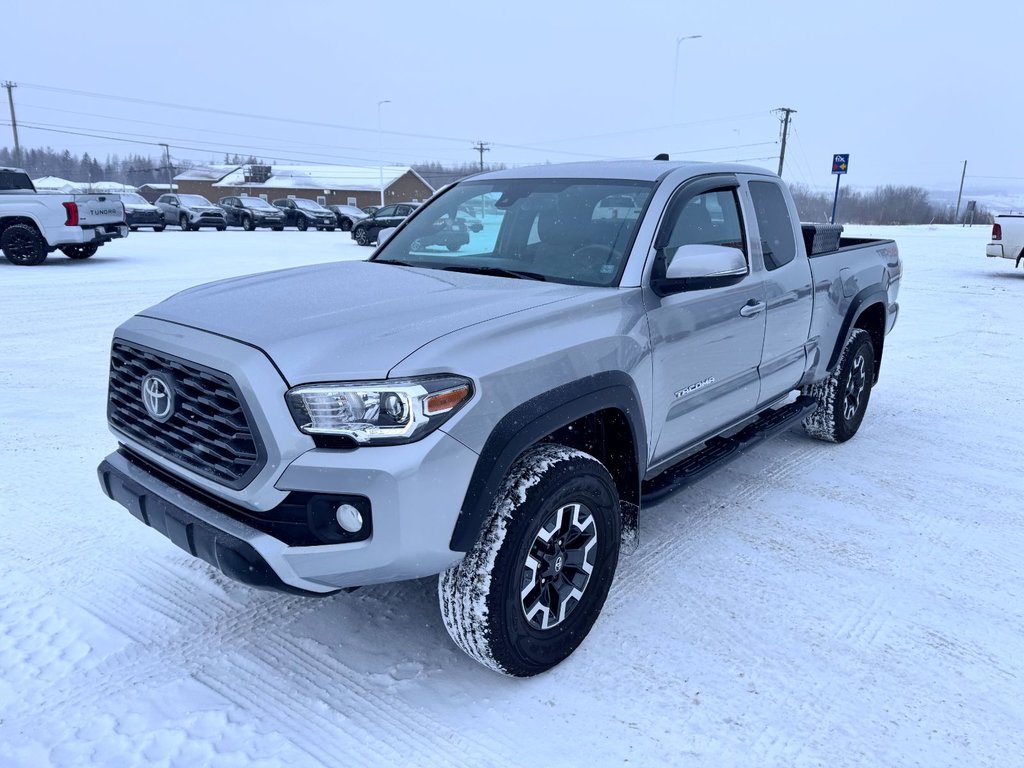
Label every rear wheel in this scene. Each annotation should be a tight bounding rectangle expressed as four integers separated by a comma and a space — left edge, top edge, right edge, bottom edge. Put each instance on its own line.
1, 223, 48, 266
803, 328, 876, 443
439, 443, 621, 676
60, 243, 99, 260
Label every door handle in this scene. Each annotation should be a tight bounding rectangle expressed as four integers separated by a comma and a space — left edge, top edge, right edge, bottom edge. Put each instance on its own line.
739, 300, 766, 318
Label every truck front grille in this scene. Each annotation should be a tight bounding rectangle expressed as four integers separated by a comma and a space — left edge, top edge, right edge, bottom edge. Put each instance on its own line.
107, 341, 265, 489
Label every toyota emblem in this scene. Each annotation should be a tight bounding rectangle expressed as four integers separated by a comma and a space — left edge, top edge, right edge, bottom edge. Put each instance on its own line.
141, 372, 176, 422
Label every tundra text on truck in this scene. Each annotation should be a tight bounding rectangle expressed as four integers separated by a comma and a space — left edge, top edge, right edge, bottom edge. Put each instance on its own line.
0, 167, 127, 265
97, 160, 901, 676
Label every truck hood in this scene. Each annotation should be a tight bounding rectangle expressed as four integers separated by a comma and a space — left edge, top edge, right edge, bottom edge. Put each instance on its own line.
139, 260, 582, 384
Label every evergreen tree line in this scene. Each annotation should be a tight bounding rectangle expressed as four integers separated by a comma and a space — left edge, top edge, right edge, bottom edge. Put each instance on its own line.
790, 183, 990, 225
0, 145, 200, 186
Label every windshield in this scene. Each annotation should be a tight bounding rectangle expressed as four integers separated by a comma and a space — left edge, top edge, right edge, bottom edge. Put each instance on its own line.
120, 193, 149, 205
180, 195, 213, 206
372, 178, 654, 287
332, 205, 364, 216
239, 197, 276, 210
293, 198, 327, 211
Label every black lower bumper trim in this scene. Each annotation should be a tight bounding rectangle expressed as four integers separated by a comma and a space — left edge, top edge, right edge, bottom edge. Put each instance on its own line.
98, 454, 332, 596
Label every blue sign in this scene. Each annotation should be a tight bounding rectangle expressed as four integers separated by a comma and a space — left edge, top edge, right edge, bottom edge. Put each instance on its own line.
832, 154, 850, 174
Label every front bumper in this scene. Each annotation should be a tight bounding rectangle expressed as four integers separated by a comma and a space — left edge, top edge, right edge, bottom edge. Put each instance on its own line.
98, 423, 479, 593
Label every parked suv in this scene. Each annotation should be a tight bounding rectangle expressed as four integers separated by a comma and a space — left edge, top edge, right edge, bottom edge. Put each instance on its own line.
272, 198, 337, 231
325, 204, 367, 232
219, 196, 286, 231
156, 194, 227, 231
350, 202, 419, 246
120, 193, 165, 232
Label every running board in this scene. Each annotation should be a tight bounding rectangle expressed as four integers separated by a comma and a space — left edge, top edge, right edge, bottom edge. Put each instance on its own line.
641, 396, 817, 504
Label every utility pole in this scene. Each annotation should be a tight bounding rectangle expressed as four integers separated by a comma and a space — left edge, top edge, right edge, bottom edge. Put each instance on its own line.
3, 81, 21, 166
955, 160, 967, 222
773, 107, 796, 177
158, 143, 173, 195
472, 141, 490, 172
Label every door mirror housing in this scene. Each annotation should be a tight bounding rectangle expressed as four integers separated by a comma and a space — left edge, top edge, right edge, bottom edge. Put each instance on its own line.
653, 244, 748, 295
378, 227, 397, 245
664, 244, 747, 280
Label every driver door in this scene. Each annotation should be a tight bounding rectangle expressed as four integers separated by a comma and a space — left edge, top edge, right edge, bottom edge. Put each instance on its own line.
644, 176, 767, 464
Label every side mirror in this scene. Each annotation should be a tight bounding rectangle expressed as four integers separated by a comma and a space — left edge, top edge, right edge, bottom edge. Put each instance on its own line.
664, 244, 747, 280
377, 227, 397, 245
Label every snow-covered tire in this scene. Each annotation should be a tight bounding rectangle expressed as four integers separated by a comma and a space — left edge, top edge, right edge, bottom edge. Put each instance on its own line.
439, 443, 620, 677
803, 328, 875, 443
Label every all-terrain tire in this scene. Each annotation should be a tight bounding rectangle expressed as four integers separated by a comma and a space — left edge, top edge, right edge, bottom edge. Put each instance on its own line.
60, 243, 99, 260
1, 223, 48, 266
802, 328, 876, 443
439, 443, 621, 677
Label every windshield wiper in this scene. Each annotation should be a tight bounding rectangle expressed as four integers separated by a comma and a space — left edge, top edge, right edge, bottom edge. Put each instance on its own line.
372, 259, 420, 267
441, 265, 547, 281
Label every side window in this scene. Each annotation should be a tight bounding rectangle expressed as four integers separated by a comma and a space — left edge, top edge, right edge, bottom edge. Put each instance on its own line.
748, 181, 796, 270
396, 205, 411, 216
376, 206, 397, 218
663, 188, 746, 267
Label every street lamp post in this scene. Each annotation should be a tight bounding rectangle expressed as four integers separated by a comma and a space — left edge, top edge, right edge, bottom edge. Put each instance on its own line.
377, 99, 390, 207
672, 34, 702, 117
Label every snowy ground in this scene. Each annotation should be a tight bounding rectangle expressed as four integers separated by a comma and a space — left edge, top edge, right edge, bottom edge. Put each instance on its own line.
1, 225, 1021, 767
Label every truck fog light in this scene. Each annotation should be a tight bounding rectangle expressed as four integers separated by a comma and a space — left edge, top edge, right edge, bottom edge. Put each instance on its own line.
335, 503, 364, 533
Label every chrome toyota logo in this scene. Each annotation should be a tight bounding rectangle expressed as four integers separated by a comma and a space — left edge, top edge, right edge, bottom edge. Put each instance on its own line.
141, 372, 175, 422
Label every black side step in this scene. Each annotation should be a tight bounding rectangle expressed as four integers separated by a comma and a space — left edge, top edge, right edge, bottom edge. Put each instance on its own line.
641, 396, 817, 505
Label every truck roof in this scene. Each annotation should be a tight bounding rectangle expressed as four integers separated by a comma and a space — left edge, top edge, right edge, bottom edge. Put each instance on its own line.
470, 159, 778, 183
0, 167, 27, 173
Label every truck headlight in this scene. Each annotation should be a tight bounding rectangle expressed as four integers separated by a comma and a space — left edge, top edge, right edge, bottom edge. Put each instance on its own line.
286, 376, 472, 445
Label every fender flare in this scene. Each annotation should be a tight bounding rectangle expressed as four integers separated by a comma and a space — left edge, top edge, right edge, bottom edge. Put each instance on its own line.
448, 371, 647, 552
826, 286, 888, 372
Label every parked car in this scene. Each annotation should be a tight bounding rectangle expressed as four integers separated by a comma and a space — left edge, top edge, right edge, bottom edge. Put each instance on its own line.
409, 211, 471, 252
350, 202, 419, 246
986, 215, 1024, 269
325, 204, 367, 232
120, 192, 165, 232
155, 194, 227, 231
272, 198, 337, 231
97, 159, 901, 675
0, 166, 127, 265
218, 196, 286, 231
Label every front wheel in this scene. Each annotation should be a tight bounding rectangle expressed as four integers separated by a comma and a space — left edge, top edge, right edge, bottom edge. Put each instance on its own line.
439, 443, 621, 677
340, 219, 352, 232
60, 243, 99, 260
154, 225, 166, 232
296, 217, 308, 231
242, 215, 255, 231
353, 227, 370, 246
179, 215, 192, 231
803, 328, 876, 443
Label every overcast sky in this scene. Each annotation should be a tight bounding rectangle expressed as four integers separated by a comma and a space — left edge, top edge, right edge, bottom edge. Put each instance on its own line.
2, 0, 1021, 196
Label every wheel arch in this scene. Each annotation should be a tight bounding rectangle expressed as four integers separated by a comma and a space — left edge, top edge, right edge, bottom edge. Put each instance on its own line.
827, 288, 888, 384
0, 215, 45, 240
449, 371, 647, 553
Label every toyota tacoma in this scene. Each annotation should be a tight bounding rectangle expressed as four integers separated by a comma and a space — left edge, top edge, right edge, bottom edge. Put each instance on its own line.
98, 159, 901, 676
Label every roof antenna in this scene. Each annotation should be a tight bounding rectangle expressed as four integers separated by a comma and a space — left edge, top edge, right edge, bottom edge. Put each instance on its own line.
653, 153, 670, 161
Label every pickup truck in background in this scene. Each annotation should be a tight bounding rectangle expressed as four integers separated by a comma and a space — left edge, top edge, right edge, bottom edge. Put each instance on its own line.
986, 214, 1024, 268
97, 159, 901, 676
0, 167, 127, 266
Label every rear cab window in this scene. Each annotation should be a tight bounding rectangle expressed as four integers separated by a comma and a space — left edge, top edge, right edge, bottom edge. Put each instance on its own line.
748, 181, 797, 270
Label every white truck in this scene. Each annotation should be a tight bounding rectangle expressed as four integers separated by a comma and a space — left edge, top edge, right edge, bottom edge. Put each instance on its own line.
986, 214, 1024, 269
0, 167, 127, 266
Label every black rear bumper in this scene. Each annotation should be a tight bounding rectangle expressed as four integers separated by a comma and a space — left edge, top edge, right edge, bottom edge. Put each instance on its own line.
97, 450, 330, 596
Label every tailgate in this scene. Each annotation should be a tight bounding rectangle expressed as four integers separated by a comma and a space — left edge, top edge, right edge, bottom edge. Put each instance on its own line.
72, 194, 125, 226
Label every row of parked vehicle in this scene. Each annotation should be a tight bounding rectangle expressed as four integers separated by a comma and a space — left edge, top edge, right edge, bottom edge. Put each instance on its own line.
119, 192, 390, 234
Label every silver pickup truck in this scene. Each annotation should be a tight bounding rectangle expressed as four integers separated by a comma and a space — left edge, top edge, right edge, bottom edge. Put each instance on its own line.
97, 160, 901, 676
0, 167, 127, 265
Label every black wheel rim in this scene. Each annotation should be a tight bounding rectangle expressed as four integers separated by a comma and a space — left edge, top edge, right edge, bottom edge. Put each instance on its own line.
520, 502, 598, 630
5, 230, 41, 263
844, 351, 867, 421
